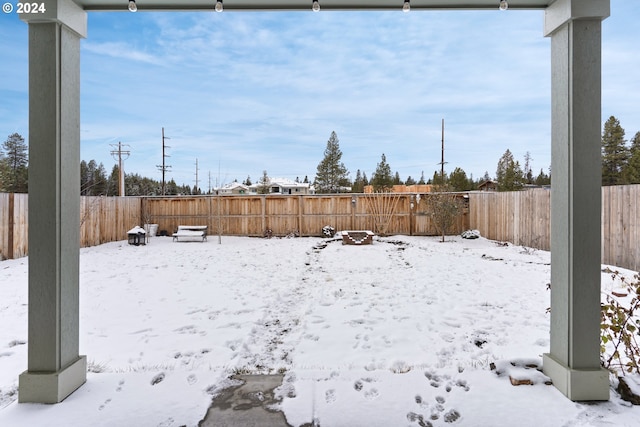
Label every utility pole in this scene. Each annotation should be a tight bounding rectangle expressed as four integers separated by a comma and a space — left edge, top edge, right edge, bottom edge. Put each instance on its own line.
110, 141, 130, 197
156, 127, 171, 195
194, 158, 200, 194
437, 118, 448, 184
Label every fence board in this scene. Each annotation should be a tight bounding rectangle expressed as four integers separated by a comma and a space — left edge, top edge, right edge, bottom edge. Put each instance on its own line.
0, 193, 7, 260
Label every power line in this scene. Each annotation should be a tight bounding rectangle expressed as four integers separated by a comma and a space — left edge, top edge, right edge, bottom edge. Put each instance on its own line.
109, 141, 130, 197
436, 118, 448, 182
156, 127, 171, 195
194, 158, 199, 193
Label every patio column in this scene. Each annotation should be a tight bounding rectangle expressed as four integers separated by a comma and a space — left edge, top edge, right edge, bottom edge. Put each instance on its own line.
18, 0, 87, 403
542, 0, 610, 401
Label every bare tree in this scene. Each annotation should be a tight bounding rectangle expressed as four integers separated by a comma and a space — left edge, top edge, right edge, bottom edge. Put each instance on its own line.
425, 186, 463, 242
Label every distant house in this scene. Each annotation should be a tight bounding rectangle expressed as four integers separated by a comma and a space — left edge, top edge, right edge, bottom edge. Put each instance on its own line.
363, 184, 434, 193
477, 180, 498, 192
523, 184, 551, 191
217, 182, 250, 195
248, 177, 313, 195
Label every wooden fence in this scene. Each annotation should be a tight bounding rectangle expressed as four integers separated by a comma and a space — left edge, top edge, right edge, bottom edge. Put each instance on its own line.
0, 194, 142, 260
142, 193, 469, 238
2, 187, 639, 271
602, 185, 640, 271
80, 196, 144, 247
468, 189, 551, 251
0, 193, 468, 260
469, 185, 640, 272
0, 193, 28, 259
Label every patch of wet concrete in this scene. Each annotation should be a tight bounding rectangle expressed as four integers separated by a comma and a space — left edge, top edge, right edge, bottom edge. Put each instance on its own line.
199, 374, 292, 427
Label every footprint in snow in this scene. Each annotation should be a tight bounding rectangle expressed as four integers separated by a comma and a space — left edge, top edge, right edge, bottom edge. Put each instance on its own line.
98, 398, 111, 411
415, 394, 429, 409
364, 388, 379, 400
325, 389, 336, 404
444, 409, 461, 423
187, 374, 197, 385
453, 379, 470, 392
407, 412, 433, 427
150, 372, 165, 386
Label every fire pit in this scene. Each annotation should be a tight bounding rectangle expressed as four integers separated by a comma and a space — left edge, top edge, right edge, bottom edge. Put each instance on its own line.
341, 230, 375, 245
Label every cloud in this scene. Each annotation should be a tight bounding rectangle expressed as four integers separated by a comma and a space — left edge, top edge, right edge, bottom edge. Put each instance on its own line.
83, 41, 164, 65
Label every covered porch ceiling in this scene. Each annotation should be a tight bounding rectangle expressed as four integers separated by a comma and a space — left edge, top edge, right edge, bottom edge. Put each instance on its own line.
72, 0, 554, 12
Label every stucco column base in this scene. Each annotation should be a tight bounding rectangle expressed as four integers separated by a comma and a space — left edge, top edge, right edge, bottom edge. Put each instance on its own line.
543, 353, 609, 401
18, 356, 87, 404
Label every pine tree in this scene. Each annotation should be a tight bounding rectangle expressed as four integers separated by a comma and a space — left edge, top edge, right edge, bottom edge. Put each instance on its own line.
314, 131, 349, 193
257, 170, 270, 194
496, 149, 524, 191
393, 171, 402, 185
431, 170, 447, 187
449, 167, 470, 191
523, 151, 534, 184
352, 169, 365, 193
371, 153, 393, 191
243, 175, 252, 186
417, 172, 425, 185
1, 133, 28, 193
405, 176, 416, 186
417, 171, 426, 185
535, 168, 551, 186
623, 131, 640, 184
80, 159, 108, 196
601, 116, 628, 186
106, 165, 120, 196
166, 179, 178, 195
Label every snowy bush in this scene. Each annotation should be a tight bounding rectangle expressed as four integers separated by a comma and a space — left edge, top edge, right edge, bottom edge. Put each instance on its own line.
322, 225, 336, 238
461, 229, 480, 239
285, 230, 300, 238
601, 270, 640, 375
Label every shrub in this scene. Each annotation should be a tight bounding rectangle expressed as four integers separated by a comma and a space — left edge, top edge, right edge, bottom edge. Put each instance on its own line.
601, 270, 640, 375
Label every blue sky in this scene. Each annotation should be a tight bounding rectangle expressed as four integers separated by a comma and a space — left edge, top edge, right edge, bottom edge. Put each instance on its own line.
1, 1, 638, 189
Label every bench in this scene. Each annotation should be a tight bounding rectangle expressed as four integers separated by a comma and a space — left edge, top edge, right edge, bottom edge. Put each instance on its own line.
172, 225, 207, 242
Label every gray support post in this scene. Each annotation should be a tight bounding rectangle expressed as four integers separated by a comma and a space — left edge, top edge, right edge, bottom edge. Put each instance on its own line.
542, 0, 610, 401
18, 0, 87, 403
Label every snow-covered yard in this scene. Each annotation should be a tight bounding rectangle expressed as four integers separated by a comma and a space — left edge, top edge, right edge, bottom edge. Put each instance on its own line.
1, 235, 639, 426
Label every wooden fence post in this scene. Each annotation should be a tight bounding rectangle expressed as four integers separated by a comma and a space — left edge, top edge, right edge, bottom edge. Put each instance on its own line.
351, 195, 356, 231
298, 195, 304, 236
409, 194, 414, 236
261, 195, 266, 233
7, 193, 14, 260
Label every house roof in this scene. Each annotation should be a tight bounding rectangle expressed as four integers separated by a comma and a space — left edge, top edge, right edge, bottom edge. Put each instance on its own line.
220, 182, 249, 190
249, 177, 310, 189
71, 1, 554, 12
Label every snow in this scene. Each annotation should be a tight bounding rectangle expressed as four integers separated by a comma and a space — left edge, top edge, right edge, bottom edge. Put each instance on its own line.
1, 235, 639, 426
127, 225, 146, 235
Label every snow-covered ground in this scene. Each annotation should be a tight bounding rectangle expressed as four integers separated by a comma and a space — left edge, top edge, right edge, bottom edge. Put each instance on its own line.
1, 235, 639, 426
